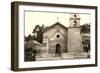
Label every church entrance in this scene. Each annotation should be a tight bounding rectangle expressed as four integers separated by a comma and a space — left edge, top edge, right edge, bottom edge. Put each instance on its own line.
55, 44, 61, 57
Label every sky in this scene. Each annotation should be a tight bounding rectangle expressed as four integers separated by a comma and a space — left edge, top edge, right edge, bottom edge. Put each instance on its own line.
25, 11, 91, 36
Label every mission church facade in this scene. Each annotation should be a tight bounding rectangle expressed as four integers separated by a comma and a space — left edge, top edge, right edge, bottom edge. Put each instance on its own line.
42, 14, 83, 56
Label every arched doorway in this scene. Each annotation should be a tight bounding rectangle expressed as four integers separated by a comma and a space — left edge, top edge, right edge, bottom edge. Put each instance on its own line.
55, 44, 61, 57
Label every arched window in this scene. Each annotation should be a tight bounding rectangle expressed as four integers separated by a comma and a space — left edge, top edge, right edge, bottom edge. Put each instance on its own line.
74, 20, 77, 24
74, 14, 77, 18
73, 20, 77, 27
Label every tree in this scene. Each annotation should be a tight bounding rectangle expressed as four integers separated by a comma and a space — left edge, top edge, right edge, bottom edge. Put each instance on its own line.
25, 34, 36, 42
80, 23, 90, 33
32, 24, 48, 44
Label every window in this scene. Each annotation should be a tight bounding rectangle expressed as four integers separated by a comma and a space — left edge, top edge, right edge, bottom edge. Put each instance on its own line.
74, 14, 77, 18
57, 35, 60, 38
73, 20, 77, 27
74, 20, 77, 23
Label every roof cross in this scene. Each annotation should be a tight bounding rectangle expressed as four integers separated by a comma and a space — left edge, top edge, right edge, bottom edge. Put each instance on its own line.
57, 17, 59, 22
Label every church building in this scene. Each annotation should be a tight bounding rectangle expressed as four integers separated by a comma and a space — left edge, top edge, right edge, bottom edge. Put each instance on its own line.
42, 14, 83, 57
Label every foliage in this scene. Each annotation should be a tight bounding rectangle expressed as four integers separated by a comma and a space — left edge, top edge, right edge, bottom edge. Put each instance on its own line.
25, 34, 35, 42
80, 23, 90, 33
25, 24, 49, 43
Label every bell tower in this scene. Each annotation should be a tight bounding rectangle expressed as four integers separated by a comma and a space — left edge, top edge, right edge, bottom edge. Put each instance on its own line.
69, 14, 80, 27
68, 14, 83, 52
